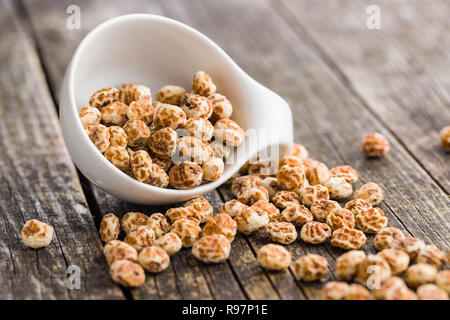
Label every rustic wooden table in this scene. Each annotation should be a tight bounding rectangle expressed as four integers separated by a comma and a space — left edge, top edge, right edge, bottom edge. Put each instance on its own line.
0, 0, 449, 300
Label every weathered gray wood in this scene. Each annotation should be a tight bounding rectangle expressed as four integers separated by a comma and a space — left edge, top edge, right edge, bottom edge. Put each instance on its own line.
0, 0, 125, 300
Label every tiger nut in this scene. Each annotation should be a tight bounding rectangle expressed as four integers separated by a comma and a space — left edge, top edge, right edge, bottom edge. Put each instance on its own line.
237, 186, 269, 206
209, 141, 231, 159
324, 177, 353, 200
170, 218, 202, 248
89, 123, 110, 153
292, 254, 328, 282
354, 182, 383, 206
138, 246, 170, 273
124, 225, 156, 251
89, 87, 119, 109
169, 161, 203, 190
417, 284, 448, 300
121, 212, 149, 234
257, 244, 291, 271
122, 119, 150, 147
155, 85, 186, 106
231, 175, 263, 197
362, 132, 390, 157
192, 234, 231, 263
405, 263, 437, 288
284, 143, 309, 160
220, 199, 249, 218
149, 127, 177, 159
153, 102, 187, 129
345, 284, 374, 300
184, 117, 214, 142
154, 232, 182, 256
440, 126, 450, 151
110, 259, 145, 287
417, 245, 446, 269
208, 93, 233, 123
279, 155, 304, 169
21, 219, 54, 249
192, 71, 216, 97
331, 227, 367, 250
104, 146, 131, 171
79, 106, 101, 127
108, 126, 128, 148
300, 221, 332, 244
146, 163, 170, 188
299, 185, 329, 207
176, 136, 214, 164
436, 270, 450, 294
329, 165, 358, 184
151, 155, 172, 171
235, 207, 269, 235
104, 240, 138, 265
251, 200, 280, 222
310, 199, 340, 222
355, 254, 391, 286
305, 162, 330, 186
201, 213, 237, 242
166, 207, 201, 224
301, 159, 320, 171
181, 94, 213, 119
276, 165, 306, 191
99, 213, 120, 243
264, 221, 297, 245
130, 150, 153, 182
355, 207, 387, 234
126, 101, 155, 125
261, 177, 282, 200
335, 250, 366, 280
371, 276, 409, 300
321, 281, 350, 300
374, 227, 405, 251
119, 83, 152, 105
272, 191, 301, 209
326, 208, 355, 231
377, 248, 410, 274
391, 237, 425, 260
214, 118, 245, 147
344, 199, 372, 217
248, 159, 275, 178
280, 204, 313, 227
202, 157, 225, 181
101, 101, 128, 126
184, 197, 213, 223
147, 213, 170, 238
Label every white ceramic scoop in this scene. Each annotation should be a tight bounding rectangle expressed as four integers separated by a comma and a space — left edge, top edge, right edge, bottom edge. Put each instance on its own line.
59, 14, 293, 205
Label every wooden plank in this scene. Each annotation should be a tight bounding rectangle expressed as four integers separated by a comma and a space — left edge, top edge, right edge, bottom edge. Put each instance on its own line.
274, 0, 450, 192
0, 0, 125, 300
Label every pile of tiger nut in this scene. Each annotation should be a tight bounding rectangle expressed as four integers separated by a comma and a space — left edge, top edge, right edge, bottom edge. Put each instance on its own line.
78, 71, 245, 189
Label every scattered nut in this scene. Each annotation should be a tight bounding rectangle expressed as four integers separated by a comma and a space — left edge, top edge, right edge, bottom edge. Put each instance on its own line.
280, 204, 313, 227
265, 221, 297, 245
344, 199, 372, 217
331, 227, 367, 250
355, 254, 391, 286
235, 207, 269, 235
79, 106, 101, 127
104, 240, 138, 265
21, 219, 54, 249
276, 165, 306, 191
149, 127, 177, 159
417, 284, 448, 300
184, 117, 214, 142
169, 161, 203, 190
345, 284, 374, 300
89, 123, 110, 153
248, 159, 275, 178
147, 213, 170, 238
440, 126, 450, 151
377, 248, 410, 274
108, 126, 128, 148
310, 199, 340, 222
299, 185, 329, 207
208, 93, 233, 123
373, 227, 405, 251
153, 102, 187, 129
292, 254, 328, 282
201, 213, 237, 242
284, 143, 309, 159
220, 199, 249, 218
89, 87, 119, 109
321, 281, 350, 300
436, 270, 450, 295
354, 182, 383, 206
121, 212, 149, 234
371, 276, 410, 300
192, 234, 231, 263
170, 218, 201, 247
155, 85, 186, 106
405, 263, 437, 288
154, 232, 182, 256
122, 119, 150, 147
391, 237, 425, 260
329, 165, 358, 183
119, 83, 152, 105
166, 207, 201, 224
104, 146, 131, 171
184, 197, 213, 223
325, 177, 353, 200
261, 177, 282, 200
231, 175, 263, 197
110, 259, 145, 287
192, 71, 216, 97
416, 245, 446, 269
362, 133, 390, 157
214, 118, 245, 147
305, 162, 330, 186
251, 200, 280, 222
101, 101, 128, 126
279, 155, 304, 169
130, 150, 153, 182
99, 213, 120, 243
355, 207, 387, 234
326, 208, 355, 231
124, 225, 156, 251
272, 191, 301, 209
181, 94, 213, 119
335, 250, 366, 280
300, 221, 332, 244
257, 244, 291, 271
138, 246, 170, 273
237, 186, 269, 206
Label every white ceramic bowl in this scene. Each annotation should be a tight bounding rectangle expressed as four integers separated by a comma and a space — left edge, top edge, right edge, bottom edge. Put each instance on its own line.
59, 14, 293, 205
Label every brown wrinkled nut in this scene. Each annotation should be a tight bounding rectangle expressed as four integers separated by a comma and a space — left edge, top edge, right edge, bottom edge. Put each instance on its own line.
257, 244, 291, 271
355, 254, 391, 286
326, 208, 355, 231
176, 136, 214, 165
184, 197, 213, 223
192, 71, 216, 97
335, 250, 366, 280
124, 225, 156, 251
127, 101, 155, 124
306, 162, 330, 186
261, 177, 282, 200
417, 245, 446, 269
344, 199, 372, 217
220, 199, 249, 218
374, 227, 405, 251
99, 213, 120, 243
325, 177, 353, 200
146, 163, 169, 188
201, 213, 237, 242
130, 150, 153, 182
169, 161, 203, 189
345, 284, 374, 300
237, 186, 269, 206
21, 219, 54, 249
251, 200, 280, 222
310, 199, 340, 222
208, 93, 233, 123
154, 232, 182, 256
440, 126, 450, 151
89, 123, 110, 153
153, 103, 187, 130
138, 246, 170, 273
108, 126, 128, 148
104, 146, 130, 171
354, 182, 383, 206
170, 218, 202, 247
362, 133, 390, 157
321, 281, 350, 300
231, 175, 263, 197
292, 254, 328, 282
235, 207, 269, 235
417, 284, 448, 300
209, 141, 231, 160
214, 118, 245, 147
329, 165, 358, 184
300, 221, 332, 244
355, 207, 387, 234
299, 185, 329, 207
166, 207, 201, 224
192, 234, 231, 263
378, 248, 410, 274
79, 106, 101, 127
264, 221, 297, 245
276, 165, 306, 191
279, 155, 304, 169
149, 127, 177, 159
89, 87, 119, 109
122, 119, 150, 147
119, 83, 152, 105
283, 143, 309, 159
248, 159, 275, 178
301, 159, 320, 171
272, 191, 300, 209
101, 101, 128, 126
391, 237, 425, 260
280, 204, 313, 227
104, 240, 138, 265
371, 276, 409, 300
436, 270, 450, 295
331, 227, 367, 250
181, 94, 213, 119
147, 213, 170, 238
155, 85, 186, 106
121, 212, 149, 234
151, 155, 172, 171
110, 259, 145, 287
405, 263, 437, 288
202, 157, 224, 181
184, 117, 214, 142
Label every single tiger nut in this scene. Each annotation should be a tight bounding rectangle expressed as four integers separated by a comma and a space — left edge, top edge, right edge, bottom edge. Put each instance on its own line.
300, 221, 332, 244
110, 259, 145, 287
166, 207, 201, 224
176, 136, 214, 165
377, 248, 410, 275
170, 218, 202, 248
283, 143, 309, 160
371, 276, 409, 300
121, 212, 149, 234
89, 87, 119, 109
104, 240, 138, 265
321, 281, 350, 300
276, 165, 306, 191
192, 70, 216, 97
301, 159, 320, 171
417, 284, 448, 300
329, 165, 358, 184
138, 246, 170, 273
354, 182, 383, 206
149, 127, 177, 159
362, 132, 390, 157
279, 155, 304, 169
184, 117, 214, 142
231, 175, 263, 197
257, 244, 291, 271
280, 204, 313, 227
355, 254, 391, 286
436, 270, 450, 295
202, 157, 224, 181
299, 185, 329, 207
181, 94, 213, 119
192, 234, 231, 263
122, 119, 150, 147
184, 197, 213, 223
79, 105, 101, 127
21, 219, 54, 249
344, 199, 372, 216
272, 191, 301, 209
416, 245, 446, 269
325, 177, 353, 200
99, 213, 120, 243
201, 213, 237, 242
391, 237, 425, 260
124, 225, 156, 252
208, 93, 233, 123
261, 177, 282, 200
355, 207, 388, 234
310, 199, 340, 222
155, 85, 186, 106
326, 208, 355, 231
154, 232, 182, 256
119, 83, 152, 105
130, 150, 153, 182
152, 102, 187, 130
146, 163, 169, 188
235, 207, 269, 235
147, 213, 170, 238
108, 126, 128, 148
331, 227, 367, 250
127, 101, 155, 125
220, 199, 249, 218
214, 118, 245, 147
306, 162, 330, 186
169, 161, 203, 190
264, 221, 297, 245
104, 146, 131, 171
101, 101, 128, 126
345, 284, 374, 300
335, 250, 366, 280
292, 254, 328, 282
237, 186, 269, 206
251, 200, 280, 222
374, 227, 405, 251
440, 126, 450, 151
405, 263, 437, 288
89, 123, 110, 153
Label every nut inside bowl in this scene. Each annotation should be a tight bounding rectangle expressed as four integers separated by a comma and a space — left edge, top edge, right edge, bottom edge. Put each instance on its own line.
60, 14, 293, 205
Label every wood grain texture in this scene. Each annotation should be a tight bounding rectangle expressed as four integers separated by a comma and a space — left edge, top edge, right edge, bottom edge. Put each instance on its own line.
0, 0, 124, 300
